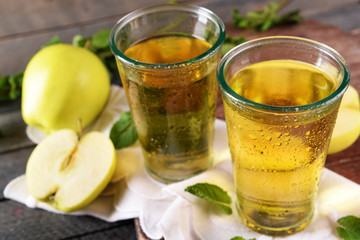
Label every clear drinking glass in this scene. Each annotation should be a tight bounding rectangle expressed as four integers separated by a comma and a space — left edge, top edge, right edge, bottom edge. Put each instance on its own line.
217, 36, 350, 235
110, 4, 225, 183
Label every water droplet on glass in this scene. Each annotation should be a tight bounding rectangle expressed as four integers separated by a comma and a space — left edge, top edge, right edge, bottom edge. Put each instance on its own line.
249, 134, 257, 140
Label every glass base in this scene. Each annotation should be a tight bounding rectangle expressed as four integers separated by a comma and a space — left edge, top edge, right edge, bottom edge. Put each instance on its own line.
144, 160, 212, 184
237, 201, 314, 236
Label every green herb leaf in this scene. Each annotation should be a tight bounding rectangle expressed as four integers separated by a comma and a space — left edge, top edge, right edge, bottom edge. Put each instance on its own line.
185, 183, 232, 215
230, 237, 256, 240
92, 29, 111, 49
232, 0, 301, 32
41, 35, 63, 49
110, 111, 138, 149
337, 215, 360, 240
222, 35, 247, 56
72, 34, 86, 47
0, 72, 23, 102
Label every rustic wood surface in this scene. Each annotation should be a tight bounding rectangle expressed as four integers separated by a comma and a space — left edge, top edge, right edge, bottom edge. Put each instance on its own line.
0, 0, 359, 239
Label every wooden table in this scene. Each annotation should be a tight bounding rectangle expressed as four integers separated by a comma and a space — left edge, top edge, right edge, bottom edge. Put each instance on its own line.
1, 0, 359, 239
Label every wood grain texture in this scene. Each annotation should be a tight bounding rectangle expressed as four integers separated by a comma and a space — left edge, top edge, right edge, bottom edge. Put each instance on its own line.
0, 201, 137, 240
0, 0, 169, 39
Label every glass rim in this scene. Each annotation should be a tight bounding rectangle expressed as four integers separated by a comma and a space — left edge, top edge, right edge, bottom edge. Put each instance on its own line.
109, 3, 225, 70
217, 36, 351, 112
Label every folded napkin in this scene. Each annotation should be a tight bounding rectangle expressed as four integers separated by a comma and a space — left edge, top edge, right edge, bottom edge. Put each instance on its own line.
4, 85, 360, 240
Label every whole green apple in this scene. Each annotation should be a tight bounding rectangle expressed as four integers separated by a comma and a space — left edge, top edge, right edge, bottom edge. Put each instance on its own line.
22, 44, 110, 134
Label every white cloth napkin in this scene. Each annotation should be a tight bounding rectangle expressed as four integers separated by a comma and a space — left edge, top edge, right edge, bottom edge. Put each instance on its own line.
4, 85, 360, 240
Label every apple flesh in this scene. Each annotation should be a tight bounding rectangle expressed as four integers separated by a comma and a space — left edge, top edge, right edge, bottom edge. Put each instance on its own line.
339, 85, 360, 110
26, 129, 116, 212
328, 108, 360, 154
328, 85, 360, 154
22, 44, 110, 134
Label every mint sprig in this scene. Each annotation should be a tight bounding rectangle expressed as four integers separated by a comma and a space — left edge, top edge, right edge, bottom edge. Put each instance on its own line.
185, 183, 232, 215
0, 72, 23, 102
337, 215, 360, 240
109, 111, 138, 149
232, 0, 301, 32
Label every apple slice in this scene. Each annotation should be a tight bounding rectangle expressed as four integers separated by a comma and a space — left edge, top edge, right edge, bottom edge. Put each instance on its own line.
328, 86, 360, 154
26, 129, 116, 212
340, 85, 360, 110
328, 108, 360, 154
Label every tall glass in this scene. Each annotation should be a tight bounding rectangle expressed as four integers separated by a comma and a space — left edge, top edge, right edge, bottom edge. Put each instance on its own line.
217, 36, 350, 235
110, 4, 225, 183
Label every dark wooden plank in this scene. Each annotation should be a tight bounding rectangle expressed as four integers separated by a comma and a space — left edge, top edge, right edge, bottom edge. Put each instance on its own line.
74, 225, 138, 240
0, 200, 137, 240
0, 0, 169, 39
0, 21, 116, 76
1, 0, 358, 41
0, 135, 34, 154
0, 147, 32, 199
288, 0, 360, 33
0, 108, 34, 154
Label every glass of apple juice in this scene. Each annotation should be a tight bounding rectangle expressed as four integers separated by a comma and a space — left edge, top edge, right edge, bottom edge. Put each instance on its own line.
217, 36, 350, 236
109, 4, 225, 183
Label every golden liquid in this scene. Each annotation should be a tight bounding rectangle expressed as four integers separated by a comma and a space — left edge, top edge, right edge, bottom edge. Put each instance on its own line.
224, 60, 339, 235
121, 35, 218, 182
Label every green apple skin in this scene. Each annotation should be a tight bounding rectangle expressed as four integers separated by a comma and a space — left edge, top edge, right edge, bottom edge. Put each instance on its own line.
340, 85, 360, 110
328, 86, 360, 154
26, 129, 116, 212
22, 44, 110, 135
328, 108, 360, 154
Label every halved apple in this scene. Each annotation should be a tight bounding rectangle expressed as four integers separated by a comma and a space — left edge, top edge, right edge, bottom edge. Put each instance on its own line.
339, 85, 360, 110
328, 86, 360, 154
328, 108, 360, 154
26, 129, 116, 212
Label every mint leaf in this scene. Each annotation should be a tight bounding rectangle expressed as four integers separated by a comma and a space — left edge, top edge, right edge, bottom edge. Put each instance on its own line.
92, 29, 111, 49
185, 183, 232, 215
0, 72, 23, 101
41, 35, 63, 49
337, 215, 360, 240
110, 111, 138, 149
72, 34, 87, 47
231, 237, 256, 240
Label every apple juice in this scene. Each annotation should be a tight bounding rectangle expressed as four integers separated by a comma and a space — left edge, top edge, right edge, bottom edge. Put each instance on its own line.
120, 35, 219, 182
223, 60, 339, 235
